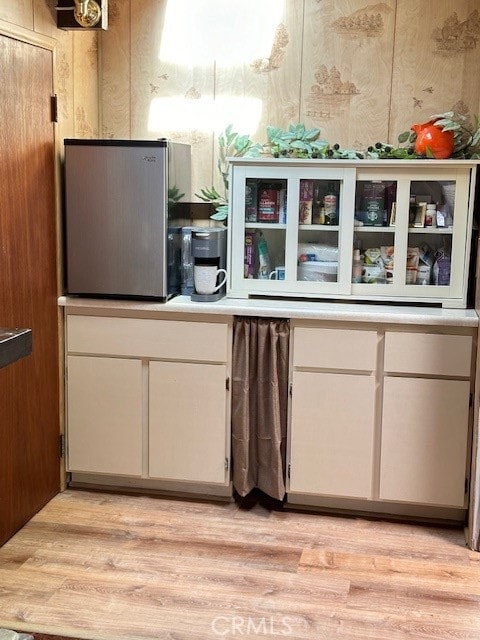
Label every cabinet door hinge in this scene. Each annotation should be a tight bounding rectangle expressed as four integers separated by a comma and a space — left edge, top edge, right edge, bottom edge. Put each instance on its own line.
289, 382, 293, 397
225, 457, 229, 471
59, 433, 65, 458
51, 94, 58, 123
469, 393, 473, 408
465, 477, 470, 495
288, 463, 291, 479
226, 377, 230, 391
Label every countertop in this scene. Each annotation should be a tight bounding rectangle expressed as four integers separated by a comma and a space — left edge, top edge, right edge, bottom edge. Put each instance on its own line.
59, 295, 479, 328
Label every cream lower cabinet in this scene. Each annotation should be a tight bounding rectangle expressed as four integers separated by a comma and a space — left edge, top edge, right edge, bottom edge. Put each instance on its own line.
288, 326, 377, 499
380, 331, 472, 507
67, 355, 143, 476
289, 370, 375, 498
65, 314, 232, 493
149, 361, 228, 483
288, 322, 474, 513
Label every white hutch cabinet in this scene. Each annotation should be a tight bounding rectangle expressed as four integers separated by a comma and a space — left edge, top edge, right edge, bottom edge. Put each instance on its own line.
228, 158, 478, 308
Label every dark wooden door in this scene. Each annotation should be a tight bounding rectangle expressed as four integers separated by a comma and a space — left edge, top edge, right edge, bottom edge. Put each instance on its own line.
0, 35, 60, 545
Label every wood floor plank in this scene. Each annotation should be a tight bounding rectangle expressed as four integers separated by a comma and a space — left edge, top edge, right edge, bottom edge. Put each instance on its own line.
299, 548, 480, 595
0, 489, 479, 640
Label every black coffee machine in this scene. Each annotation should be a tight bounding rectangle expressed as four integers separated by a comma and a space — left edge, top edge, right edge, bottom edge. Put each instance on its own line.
191, 228, 227, 302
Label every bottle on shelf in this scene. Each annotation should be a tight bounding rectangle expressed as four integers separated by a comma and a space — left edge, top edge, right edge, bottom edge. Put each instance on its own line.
408, 195, 417, 226
324, 182, 337, 225
257, 232, 271, 279
245, 179, 258, 222
352, 248, 363, 283
312, 182, 323, 224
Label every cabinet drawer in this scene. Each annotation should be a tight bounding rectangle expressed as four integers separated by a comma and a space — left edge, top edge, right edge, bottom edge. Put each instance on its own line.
384, 332, 472, 377
293, 327, 377, 371
67, 315, 229, 362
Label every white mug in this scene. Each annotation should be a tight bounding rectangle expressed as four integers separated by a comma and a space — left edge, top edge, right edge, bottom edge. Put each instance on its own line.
269, 266, 286, 280
194, 266, 227, 295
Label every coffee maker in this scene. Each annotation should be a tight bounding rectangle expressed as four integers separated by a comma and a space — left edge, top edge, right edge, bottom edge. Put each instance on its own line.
191, 228, 227, 302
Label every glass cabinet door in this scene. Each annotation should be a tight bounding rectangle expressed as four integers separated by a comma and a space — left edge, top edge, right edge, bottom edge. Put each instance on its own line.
296, 177, 341, 287
229, 166, 289, 296
405, 179, 455, 289
229, 165, 353, 297
352, 168, 470, 302
229, 160, 473, 306
352, 177, 397, 288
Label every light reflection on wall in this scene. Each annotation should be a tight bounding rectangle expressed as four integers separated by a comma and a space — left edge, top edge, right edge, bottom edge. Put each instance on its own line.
159, 0, 284, 66
148, 96, 263, 134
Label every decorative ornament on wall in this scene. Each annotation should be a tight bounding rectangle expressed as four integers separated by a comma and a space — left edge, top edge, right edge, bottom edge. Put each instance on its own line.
86, 41, 98, 70
185, 87, 202, 100
149, 74, 169, 96
56, 0, 108, 29
432, 10, 480, 55
332, 3, 392, 39
251, 23, 289, 73
75, 106, 96, 138
306, 65, 359, 120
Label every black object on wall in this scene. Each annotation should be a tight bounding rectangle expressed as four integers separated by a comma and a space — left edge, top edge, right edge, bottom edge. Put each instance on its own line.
56, 0, 108, 30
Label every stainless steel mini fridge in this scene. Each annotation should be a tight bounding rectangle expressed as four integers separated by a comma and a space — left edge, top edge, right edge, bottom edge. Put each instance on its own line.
64, 138, 191, 300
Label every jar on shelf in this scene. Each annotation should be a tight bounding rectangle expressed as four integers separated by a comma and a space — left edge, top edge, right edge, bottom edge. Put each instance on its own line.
425, 203, 436, 227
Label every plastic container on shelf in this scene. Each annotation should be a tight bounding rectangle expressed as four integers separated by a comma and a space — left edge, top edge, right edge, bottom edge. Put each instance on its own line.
297, 261, 337, 282
297, 243, 338, 263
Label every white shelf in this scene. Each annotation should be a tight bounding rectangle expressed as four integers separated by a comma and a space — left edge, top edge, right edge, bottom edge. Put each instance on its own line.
245, 223, 287, 230
354, 226, 395, 232
299, 225, 340, 232
408, 227, 454, 234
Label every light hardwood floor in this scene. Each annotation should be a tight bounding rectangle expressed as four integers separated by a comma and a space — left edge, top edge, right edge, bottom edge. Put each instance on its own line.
0, 489, 479, 640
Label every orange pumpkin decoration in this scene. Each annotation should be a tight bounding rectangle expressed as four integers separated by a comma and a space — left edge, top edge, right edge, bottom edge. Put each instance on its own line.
411, 119, 455, 159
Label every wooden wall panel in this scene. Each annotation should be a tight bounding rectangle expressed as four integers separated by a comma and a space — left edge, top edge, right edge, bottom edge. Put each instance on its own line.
0, 0, 33, 30
213, 1, 304, 196
127, 0, 215, 202
55, 31, 75, 143
0, 0, 99, 144
130, 0, 167, 140
390, 0, 480, 144
73, 31, 99, 138
33, 0, 57, 38
301, 0, 396, 151
99, 0, 480, 198
99, 0, 131, 138
211, 1, 304, 140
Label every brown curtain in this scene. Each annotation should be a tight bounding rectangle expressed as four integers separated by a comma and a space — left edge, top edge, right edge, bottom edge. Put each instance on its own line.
231, 317, 290, 501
